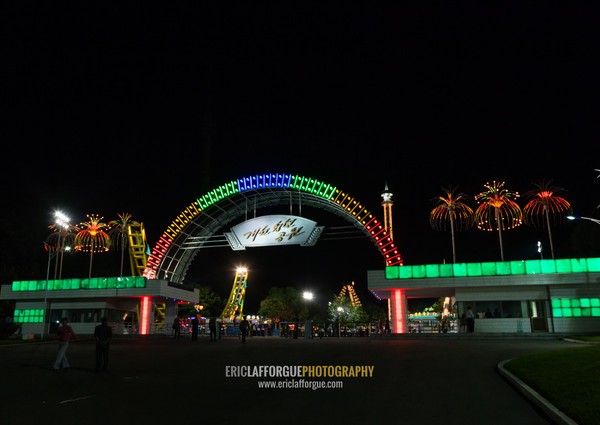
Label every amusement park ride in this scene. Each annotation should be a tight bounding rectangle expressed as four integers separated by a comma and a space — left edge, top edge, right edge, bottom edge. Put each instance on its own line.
221, 267, 249, 321
337, 281, 362, 307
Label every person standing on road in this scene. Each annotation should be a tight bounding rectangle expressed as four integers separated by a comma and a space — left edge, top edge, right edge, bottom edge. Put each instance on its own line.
94, 317, 112, 372
466, 306, 475, 333
53, 317, 77, 371
239, 315, 250, 343
191, 315, 199, 341
172, 317, 181, 339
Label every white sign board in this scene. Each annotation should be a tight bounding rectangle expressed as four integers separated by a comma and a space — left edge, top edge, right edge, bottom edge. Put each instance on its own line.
225, 215, 323, 250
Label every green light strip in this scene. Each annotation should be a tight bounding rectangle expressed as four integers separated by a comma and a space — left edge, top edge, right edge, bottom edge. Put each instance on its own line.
552, 298, 600, 317
385, 258, 600, 279
14, 309, 44, 323
11, 276, 147, 292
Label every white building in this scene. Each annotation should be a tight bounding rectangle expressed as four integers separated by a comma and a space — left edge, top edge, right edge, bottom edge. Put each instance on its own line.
368, 257, 600, 334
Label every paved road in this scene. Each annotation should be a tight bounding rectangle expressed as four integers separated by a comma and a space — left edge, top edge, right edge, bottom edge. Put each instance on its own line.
0, 335, 574, 425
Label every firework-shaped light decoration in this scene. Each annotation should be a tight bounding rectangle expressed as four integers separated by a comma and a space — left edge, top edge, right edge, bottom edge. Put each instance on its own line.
429, 186, 475, 264
523, 180, 571, 260
474, 181, 523, 262
108, 213, 141, 277
75, 214, 111, 278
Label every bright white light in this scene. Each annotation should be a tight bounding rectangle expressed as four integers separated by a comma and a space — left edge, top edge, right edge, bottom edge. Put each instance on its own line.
337, 307, 344, 312
303, 291, 313, 300
54, 210, 70, 228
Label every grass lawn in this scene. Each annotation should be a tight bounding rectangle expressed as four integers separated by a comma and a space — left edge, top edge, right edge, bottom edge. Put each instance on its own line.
504, 342, 600, 425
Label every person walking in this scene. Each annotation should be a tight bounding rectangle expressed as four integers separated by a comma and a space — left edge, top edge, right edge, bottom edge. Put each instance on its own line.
53, 317, 77, 371
239, 315, 250, 343
466, 306, 475, 333
94, 317, 112, 372
209, 315, 218, 341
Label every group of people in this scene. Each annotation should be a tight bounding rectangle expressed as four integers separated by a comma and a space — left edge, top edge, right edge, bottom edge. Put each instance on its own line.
53, 316, 112, 373
172, 315, 220, 341
52, 312, 253, 374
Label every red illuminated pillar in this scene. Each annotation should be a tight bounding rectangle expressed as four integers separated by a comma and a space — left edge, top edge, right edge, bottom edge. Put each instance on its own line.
139, 296, 151, 335
390, 289, 407, 333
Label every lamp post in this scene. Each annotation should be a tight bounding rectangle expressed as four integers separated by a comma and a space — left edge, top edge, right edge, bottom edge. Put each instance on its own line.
42, 210, 71, 340
537, 241, 543, 259
54, 211, 71, 279
567, 215, 600, 226
302, 291, 313, 339
337, 306, 344, 339
42, 242, 57, 341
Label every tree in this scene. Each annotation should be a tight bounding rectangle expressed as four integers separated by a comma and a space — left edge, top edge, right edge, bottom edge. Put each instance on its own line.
108, 213, 141, 276
522, 180, 571, 260
362, 302, 387, 323
197, 286, 225, 317
474, 181, 523, 261
429, 186, 474, 263
258, 287, 302, 321
74, 214, 111, 278
327, 294, 367, 326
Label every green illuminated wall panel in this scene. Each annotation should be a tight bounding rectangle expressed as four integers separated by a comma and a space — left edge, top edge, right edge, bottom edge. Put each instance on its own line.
496, 262, 512, 275
385, 267, 399, 279
552, 298, 600, 318
481, 262, 497, 275
540, 260, 557, 274
510, 261, 526, 275
467, 263, 483, 276
11, 276, 147, 291
14, 309, 44, 323
425, 264, 440, 278
440, 264, 454, 277
385, 257, 600, 280
453, 263, 468, 277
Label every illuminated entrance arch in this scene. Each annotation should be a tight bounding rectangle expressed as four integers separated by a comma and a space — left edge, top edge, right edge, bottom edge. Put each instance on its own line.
143, 173, 403, 283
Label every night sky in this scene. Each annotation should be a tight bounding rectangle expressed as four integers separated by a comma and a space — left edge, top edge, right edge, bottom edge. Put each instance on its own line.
3, 3, 600, 312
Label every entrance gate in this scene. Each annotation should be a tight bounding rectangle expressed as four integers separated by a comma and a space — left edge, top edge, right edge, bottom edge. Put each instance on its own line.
143, 173, 403, 282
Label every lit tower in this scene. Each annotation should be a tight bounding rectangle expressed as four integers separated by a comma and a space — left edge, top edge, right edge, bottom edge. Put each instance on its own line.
381, 181, 394, 240
380, 181, 407, 333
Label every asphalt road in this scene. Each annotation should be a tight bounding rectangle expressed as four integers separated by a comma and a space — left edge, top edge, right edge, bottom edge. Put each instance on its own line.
0, 335, 574, 425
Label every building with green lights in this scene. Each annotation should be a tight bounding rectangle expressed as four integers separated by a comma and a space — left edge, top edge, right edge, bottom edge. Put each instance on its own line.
0, 276, 199, 337
368, 257, 600, 334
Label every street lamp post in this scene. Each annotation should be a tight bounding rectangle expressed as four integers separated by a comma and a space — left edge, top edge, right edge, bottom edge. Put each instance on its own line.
337, 307, 344, 339
42, 242, 57, 341
302, 291, 313, 339
54, 211, 71, 280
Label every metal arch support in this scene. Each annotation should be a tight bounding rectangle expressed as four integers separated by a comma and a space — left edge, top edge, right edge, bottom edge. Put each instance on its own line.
143, 173, 403, 283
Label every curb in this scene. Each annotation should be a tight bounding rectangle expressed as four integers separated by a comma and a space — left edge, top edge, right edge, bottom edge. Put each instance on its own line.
497, 359, 578, 425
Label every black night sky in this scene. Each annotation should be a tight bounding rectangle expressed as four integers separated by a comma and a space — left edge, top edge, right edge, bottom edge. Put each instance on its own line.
3, 3, 600, 311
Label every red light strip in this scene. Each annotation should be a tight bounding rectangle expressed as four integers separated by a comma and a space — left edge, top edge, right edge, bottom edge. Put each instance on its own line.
392, 289, 406, 333
139, 296, 151, 335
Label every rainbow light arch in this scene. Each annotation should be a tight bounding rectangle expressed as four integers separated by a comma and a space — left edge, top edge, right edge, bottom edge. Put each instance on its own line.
143, 173, 403, 282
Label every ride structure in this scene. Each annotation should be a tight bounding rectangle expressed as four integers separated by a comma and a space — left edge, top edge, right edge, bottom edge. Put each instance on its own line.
221, 267, 249, 321
128, 222, 149, 277
338, 281, 362, 307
